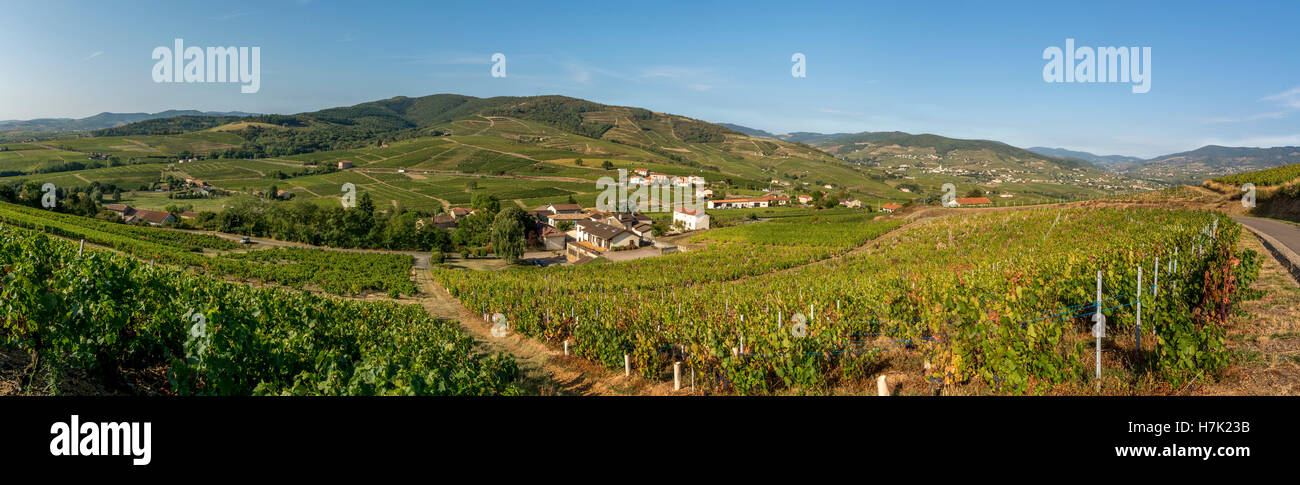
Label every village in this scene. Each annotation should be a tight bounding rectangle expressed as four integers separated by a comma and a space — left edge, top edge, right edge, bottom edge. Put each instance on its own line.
424, 168, 931, 266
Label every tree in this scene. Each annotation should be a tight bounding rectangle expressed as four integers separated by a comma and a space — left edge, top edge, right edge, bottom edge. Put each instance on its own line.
574, 158, 584, 166
966, 187, 985, 198
491, 210, 526, 263
601, 160, 615, 170
651, 221, 668, 236
556, 220, 574, 231
269, 184, 279, 200
471, 193, 501, 216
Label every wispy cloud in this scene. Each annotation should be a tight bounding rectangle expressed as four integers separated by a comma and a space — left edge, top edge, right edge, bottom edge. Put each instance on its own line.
1201, 86, 1300, 123
1263, 86, 1300, 109
561, 59, 625, 85
82, 50, 103, 61
635, 65, 727, 91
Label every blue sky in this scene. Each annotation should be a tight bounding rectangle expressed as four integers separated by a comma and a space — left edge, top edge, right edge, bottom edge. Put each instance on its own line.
1, 0, 1297, 158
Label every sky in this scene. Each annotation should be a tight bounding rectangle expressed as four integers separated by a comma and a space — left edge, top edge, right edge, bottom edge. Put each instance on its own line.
1, 0, 1298, 158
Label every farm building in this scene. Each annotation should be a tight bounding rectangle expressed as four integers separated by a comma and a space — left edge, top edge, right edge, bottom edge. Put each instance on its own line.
565, 240, 605, 263
546, 203, 583, 214
431, 214, 457, 229
338, 160, 354, 169
707, 197, 770, 209
839, 199, 862, 208
103, 203, 134, 218
673, 207, 710, 231
574, 219, 640, 250
126, 209, 175, 226
540, 226, 566, 250
547, 212, 589, 228
881, 203, 903, 213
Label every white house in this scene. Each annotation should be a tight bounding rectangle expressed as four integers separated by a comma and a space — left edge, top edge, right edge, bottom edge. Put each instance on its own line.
673, 207, 710, 231
574, 219, 639, 250
839, 199, 862, 208
707, 197, 770, 209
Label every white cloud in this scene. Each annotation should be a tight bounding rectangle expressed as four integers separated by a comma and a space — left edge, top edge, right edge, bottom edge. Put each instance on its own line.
82, 50, 103, 61
1200, 86, 1300, 124
1263, 86, 1300, 109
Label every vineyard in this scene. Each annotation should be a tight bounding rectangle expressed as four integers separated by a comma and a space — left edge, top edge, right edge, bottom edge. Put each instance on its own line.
0, 224, 518, 395
1211, 162, 1300, 187
436, 208, 1260, 394
0, 201, 417, 295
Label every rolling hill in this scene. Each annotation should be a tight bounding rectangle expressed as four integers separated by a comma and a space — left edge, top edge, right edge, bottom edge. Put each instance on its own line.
0, 110, 258, 138
5, 94, 1165, 212
790, 131, 1153, 198
1120, 145, 1300, 185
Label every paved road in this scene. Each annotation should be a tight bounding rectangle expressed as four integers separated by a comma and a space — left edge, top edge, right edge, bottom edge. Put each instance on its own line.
1233, 216, 1300, 284
1233, 216, 1300, 257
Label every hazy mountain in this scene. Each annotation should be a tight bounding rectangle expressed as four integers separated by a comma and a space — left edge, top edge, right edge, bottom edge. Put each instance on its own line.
1122, 145, 1300, 184
717, 123, 777, 139
1026, 147, 1143, 167
0, 110, 258, 135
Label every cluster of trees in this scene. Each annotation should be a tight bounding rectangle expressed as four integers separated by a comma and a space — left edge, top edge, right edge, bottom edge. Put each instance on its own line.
671, 119, 734, 143
0, 181, 105, 218
225, 125, 403, 158
191, 194, 450, 251
482, 96, 614, 139
90, 115, 247, 136
0, 156, 132, 178
801, 189, 849, 209
445, 194, 535, 263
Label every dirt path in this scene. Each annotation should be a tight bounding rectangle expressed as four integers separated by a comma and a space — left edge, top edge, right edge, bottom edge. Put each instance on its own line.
412, 270, 647, 396
354, 171, 450, 210
471, 115, 496, 136
444, 137, 542, 163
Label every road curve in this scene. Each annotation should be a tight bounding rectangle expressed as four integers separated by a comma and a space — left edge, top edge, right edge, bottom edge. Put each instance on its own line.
1233, 216, 1300, 283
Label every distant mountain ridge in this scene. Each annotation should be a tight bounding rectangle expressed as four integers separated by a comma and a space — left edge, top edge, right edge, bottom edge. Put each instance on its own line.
1120, 145, 1300, 184
716, 123, 777, 139
0, 110, 258, 134
1026, 147, 1143, 167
